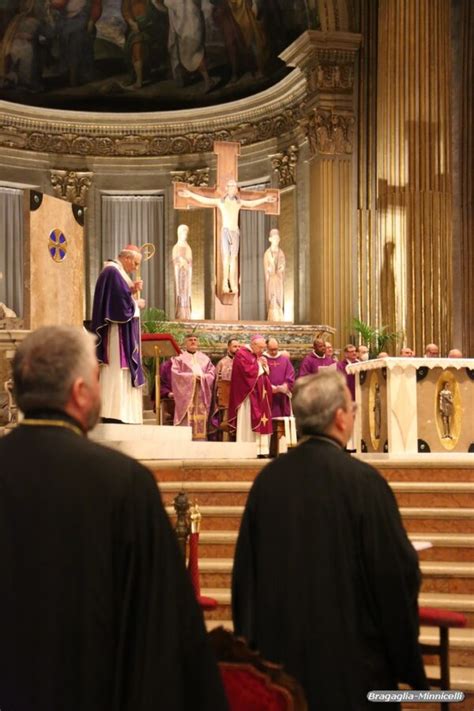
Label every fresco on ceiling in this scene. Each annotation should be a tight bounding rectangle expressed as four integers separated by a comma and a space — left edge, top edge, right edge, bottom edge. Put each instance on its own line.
0, 0, 320, 112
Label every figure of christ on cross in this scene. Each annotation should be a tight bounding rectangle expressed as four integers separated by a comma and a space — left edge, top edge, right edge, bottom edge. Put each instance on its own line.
173, 142, 280, 318
179, 180, 276, 294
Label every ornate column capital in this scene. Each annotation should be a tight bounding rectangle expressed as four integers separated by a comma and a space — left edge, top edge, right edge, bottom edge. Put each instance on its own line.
49, 169, 92, 206
270, 145, 299, 188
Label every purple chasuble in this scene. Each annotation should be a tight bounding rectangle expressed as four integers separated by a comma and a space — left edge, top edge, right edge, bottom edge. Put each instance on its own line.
160, 359, 173, 398
266, 353, 295, 417
337, 358, 357, 400
91, 264, 145, 387
228, 347, 273, 435
298, 352, 336, 379
171, 351, 215, 426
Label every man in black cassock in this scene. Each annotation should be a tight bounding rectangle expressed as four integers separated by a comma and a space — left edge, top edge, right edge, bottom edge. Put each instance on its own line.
0, 326, 227, 711
232, 369, 427, 711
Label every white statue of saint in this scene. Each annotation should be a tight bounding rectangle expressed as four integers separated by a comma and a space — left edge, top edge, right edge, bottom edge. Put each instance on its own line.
178, 180, 276, 294
263, 228, 286, 321
172, 224, 192, 320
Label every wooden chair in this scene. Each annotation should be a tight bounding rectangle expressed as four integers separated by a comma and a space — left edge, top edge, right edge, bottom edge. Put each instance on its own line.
419, 606, 468, 710
208, 626, 308, 711
216, 379, 231, 441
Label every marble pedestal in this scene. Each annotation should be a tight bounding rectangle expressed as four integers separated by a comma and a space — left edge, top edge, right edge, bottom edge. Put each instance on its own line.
348, 358, 474, 457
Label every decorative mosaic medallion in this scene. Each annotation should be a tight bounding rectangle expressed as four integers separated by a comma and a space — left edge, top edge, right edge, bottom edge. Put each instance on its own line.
48, 229, 67, 262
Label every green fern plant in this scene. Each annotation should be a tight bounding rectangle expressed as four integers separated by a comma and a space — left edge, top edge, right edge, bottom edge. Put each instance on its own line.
352, 317, 399, 357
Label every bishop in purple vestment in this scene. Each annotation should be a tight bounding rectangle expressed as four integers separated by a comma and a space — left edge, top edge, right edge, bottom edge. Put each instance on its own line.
91, 246, 145, 423
265, 337, 295, 418
298, 338, 336, 379
228, 336, 273, 455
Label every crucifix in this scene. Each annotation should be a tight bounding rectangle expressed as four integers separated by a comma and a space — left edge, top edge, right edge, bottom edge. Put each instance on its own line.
173, 141, 280, 321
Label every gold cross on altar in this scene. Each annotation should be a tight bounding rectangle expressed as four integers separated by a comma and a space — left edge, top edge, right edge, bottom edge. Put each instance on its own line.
173, 141, 280, 321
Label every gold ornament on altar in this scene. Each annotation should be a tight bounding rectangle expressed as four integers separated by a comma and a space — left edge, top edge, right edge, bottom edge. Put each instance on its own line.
435, 372, 461, 450
189, 502, 201, 534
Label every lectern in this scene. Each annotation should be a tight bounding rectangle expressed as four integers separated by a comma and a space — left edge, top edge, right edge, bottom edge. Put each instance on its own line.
141, 333, 181, 424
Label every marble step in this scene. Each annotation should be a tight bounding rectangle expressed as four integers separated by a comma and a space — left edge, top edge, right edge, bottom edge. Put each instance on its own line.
420, 627, 474, 668
377, 465, 474, 483
196, 558, 474, 592
202, 589, 474, 625
193, 531, 474, 561
159, 480, 474, 508
399, 508, 474, 534
151, 461, 262, 483
151, 459, 474, 483
166, 504, 474, 533
423, 665, 474, 693
419, 561, 474, 595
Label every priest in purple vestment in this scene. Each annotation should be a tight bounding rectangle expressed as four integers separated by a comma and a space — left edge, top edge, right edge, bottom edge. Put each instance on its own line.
228, 335, 273, 457
336, 343, 359, 400
298, 337, 336, 379
171, 335, 215, 440
264, 337, 295, 418
91, 245, 145, 424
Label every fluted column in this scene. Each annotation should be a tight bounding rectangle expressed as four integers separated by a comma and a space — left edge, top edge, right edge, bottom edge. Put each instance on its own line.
376, 0, 453, 354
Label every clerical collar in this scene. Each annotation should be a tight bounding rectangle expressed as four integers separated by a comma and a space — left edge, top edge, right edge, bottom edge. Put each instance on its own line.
302, 433, 344, 450
20, 409, 84, 437
313, 352, 327, 359
264, 351, 281, 359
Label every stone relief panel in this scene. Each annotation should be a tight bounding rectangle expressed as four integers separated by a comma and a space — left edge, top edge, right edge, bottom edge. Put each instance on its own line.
170, 169, 210, 187
303, 108, 354, 156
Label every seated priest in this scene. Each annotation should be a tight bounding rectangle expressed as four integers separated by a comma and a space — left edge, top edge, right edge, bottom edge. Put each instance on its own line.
298, 337, 336, 378
264, 337, 295, 418
228, 335, 273, 458
232, 369, 428, 710
171, 334, 215, 440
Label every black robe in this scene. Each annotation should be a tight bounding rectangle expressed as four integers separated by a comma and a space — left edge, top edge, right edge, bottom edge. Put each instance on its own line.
0, 418, 228, 711
232, 436, 427, 711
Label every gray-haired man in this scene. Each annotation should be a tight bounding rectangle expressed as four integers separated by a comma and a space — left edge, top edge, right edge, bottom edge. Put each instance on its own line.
0, 326, 227, 711
232, 369, 427, 710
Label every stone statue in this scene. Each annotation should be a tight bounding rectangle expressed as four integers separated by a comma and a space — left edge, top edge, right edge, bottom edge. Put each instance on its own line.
439, 381, 454, 439
172, 224, 192, 320
178, 180, 276, 294
263, 228, 286, 321
0, 302, 17, 319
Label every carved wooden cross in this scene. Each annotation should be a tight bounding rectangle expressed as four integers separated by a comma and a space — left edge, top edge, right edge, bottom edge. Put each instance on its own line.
173, 141, 280, 321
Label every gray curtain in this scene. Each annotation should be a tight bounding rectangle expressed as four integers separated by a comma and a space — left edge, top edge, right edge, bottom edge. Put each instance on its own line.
0, 187, 24, 317
240, 184, 270, 321
101, 195, 165, 311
